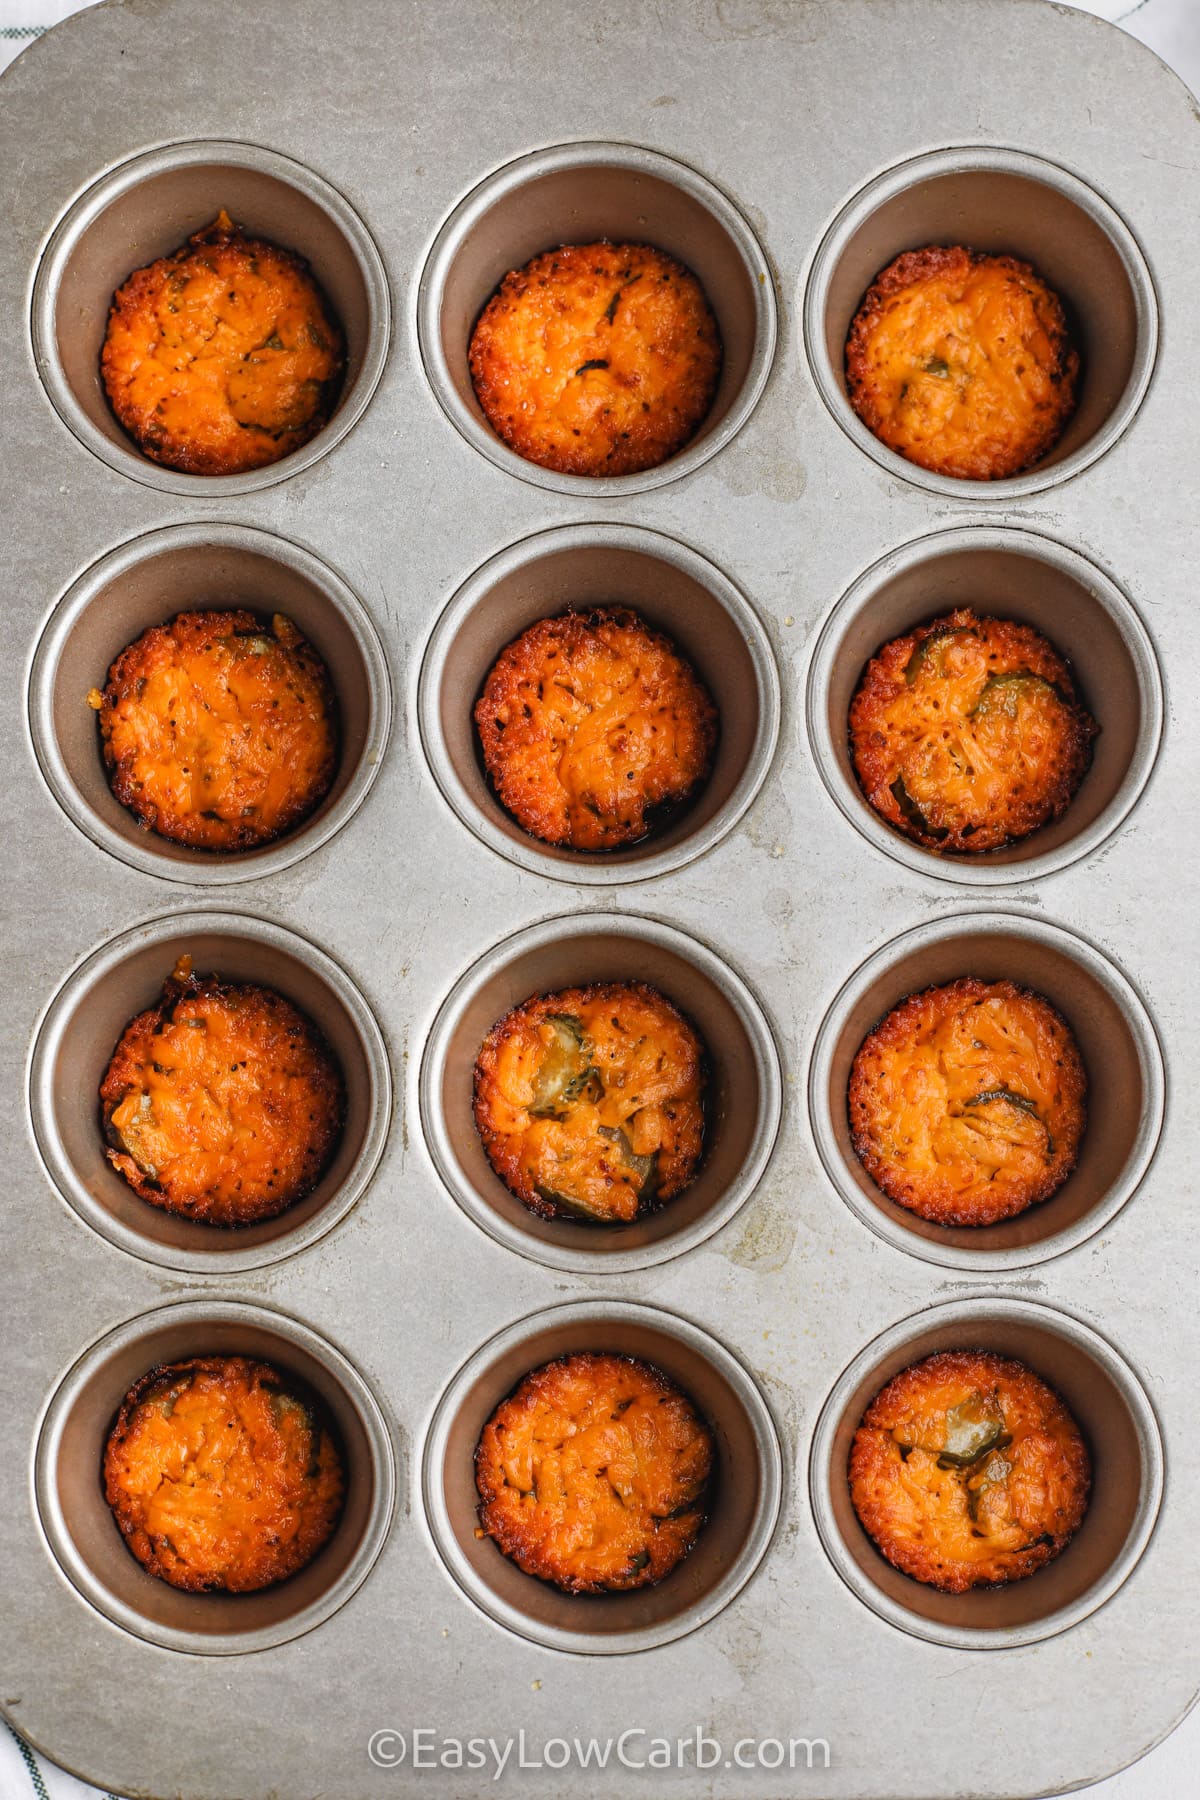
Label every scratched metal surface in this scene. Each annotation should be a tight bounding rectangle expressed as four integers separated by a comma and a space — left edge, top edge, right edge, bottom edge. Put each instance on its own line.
1, 1, 1197, 1795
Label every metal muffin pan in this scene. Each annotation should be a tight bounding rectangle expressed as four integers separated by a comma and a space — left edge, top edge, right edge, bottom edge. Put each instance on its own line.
803, 143, 1159, 499
807, 911, 1165, 1271
808, 1295, 1163, 1650
421, 1299, 782, 1654
30, 138, 392, 495
805, 525, 1163, 885
34, 1298, 396, 1655
417, 521, 781, 883
416, 140, 777, 497
419, 911, 782, 1271
2, 1, 1196, 1797
28, 910, 393, 1273
28, 521, 393, 884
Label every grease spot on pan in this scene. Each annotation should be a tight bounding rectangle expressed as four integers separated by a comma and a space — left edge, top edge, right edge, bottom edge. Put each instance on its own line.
722, 1196, 798, 1271
718, 439, 807, 502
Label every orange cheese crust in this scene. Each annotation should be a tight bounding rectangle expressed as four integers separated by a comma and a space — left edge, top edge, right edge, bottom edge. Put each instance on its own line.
93, 609, 338, 851
849, 609, 1097, 854
848, 977, 1086, 1227
475, 609, 718, 851
473, 982, 706, 1225
849, 1350, 1090, 1592
103, 1355, 344, 1592
845, 246, 1078, 480
100, 956, 344, 1226
475, 1352, 713, 1593
469, 242, 722, 476
100, 212, 344, 476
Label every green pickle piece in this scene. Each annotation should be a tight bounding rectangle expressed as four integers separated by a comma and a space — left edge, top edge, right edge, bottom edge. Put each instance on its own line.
597, 1125, 658, 1201
533, 1182, 618, 1224
889, 774, 949, 841
527, 1014, 661, 1219
970, 670, 1060, 719
937, 1399, 1009, 1469
966, 1447, 1015, 1520
962, 1087, 1054, 1156
903, 625, 976, 685
529, 1015, 604, 1118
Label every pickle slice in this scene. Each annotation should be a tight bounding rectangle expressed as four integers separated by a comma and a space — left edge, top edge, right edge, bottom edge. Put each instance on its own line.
597, 1125, 658, 1201
143, 1369, 196, 1418
532, 1181, 619, 1224
903, 626, 976, 685
966, 1447, 1014, 1521
107, 1090, 160, 1180
889, 775, 949, 841
529, 1015, 603, 1118
961, 1086, 1054, 1157
937, 1399, 1008, 1468
894, 1402, 1011, 1472
970, 670, 1059, 719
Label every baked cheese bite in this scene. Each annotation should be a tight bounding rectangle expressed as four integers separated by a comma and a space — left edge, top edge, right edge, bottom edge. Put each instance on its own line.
91, 609, 338, 852
469, 242, 722, 476
849, 1349, 1090, 1592
475, 1352, 713, 1592
848, 977, 1086, 1227
845, 246, 1078, 480
475, 608, 718, 851
849, 608, 1097, 854
100, 955, 344, 1226
101, 210, 344, 475
104, 1355, 344, 1592
473, 981, 705, 1224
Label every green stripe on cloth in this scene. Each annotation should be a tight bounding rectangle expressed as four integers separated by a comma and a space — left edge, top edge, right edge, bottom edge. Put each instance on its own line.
0, 25, 47, 36
7, 1725, 52, 1800
4, 1723, 125, 1800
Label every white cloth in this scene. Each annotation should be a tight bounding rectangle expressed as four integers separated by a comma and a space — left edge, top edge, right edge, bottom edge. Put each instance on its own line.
0, 1722, 122, 1799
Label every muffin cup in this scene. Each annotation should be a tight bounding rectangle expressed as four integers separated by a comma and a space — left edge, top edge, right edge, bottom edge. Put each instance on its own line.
28, 522, 392, 884
419, 912, 781, 1272
807, 912, 1164, 1271
421, 1300, 782, 1654
808, 1296, 1163, 1649
802, 145, 1157, 497
33, 1299, 395, 1655
30, 139, 390, 494
28, 911, 392, 1274
805, 526, 1163, 885
417, 523, 780, 883
416, 140, 776, 495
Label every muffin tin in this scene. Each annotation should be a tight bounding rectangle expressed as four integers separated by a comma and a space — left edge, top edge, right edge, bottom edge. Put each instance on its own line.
2, 1, 1196, 1796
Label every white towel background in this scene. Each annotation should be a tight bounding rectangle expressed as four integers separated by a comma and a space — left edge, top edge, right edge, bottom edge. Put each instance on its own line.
0, 0, 1197, 1795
